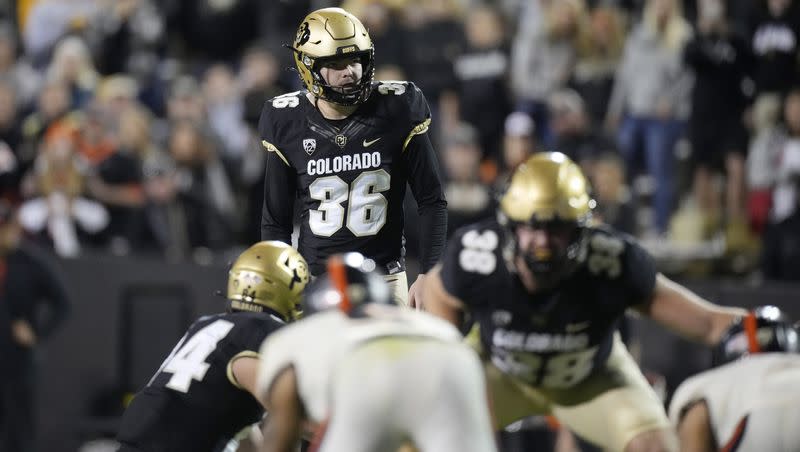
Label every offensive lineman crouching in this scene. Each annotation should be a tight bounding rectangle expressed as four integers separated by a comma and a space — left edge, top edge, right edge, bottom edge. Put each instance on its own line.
423, 152, 748, 451
116, 241, 309, 452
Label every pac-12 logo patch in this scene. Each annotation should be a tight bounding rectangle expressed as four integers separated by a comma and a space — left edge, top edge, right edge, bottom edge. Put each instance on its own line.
303, 138, 316, 155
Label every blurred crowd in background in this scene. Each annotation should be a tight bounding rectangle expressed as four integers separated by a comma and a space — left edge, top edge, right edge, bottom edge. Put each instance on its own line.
0, 0, 799, 281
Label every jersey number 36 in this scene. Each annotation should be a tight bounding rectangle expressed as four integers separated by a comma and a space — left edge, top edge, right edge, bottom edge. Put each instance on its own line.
309, 169, 390, 237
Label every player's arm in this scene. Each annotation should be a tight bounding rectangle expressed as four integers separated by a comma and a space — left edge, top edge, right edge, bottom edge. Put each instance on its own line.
403, 85, 447, 275
636, 274, 746, 346
406, 131, 447, 274
260, 366, 304, 452
259, 108, 296, 244
675, 401, 716, 452
422, 264, 466, 328
227, 352, 261, 400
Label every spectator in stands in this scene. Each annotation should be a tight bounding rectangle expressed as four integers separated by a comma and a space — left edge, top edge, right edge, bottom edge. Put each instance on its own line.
342, 0, 409, 69
441, 123, 493, 235
571, 5, 626, 127
238, 45, 290, 244
0, 200, 70, 452
453, 4, 511, 164
511, 0, 585, 147
138, 148, 180, 256
606, 0, 693, 235
0, 141, 17, 198
0, 78, 22, 180
20, 78, 73, 162
168, 77, 200, 120
22, 0, 100, 67
402, 0, 465, 136
75, 103, 117, 168
748, 0, 800, 98
91, 0, 164, 76
202, 63, 250, 166
762, 171, 800, 280
549, 88, 614, 167
45, 36, 98, 110
591, 152, 638, 234
94, 74, 139, 121
684, 0, 754, 251
85, 103, 151, 251
759, 89, 800, 225
0, 21, 41, 111
239, 45, 290, 129
166, 0, 260, 65
164, 119, 236, 255
18, 122, 108, 257
746, 93, 783, 234
501, 111, 537, 175
152, 75, 206, 148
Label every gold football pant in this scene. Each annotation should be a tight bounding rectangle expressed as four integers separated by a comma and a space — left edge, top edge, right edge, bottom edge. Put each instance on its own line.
384, 271, 408, 307
476, 332, 672, 451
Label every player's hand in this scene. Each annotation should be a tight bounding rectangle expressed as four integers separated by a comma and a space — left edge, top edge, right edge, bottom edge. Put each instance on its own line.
408, 274, 426, 310
11, 319, 37, 347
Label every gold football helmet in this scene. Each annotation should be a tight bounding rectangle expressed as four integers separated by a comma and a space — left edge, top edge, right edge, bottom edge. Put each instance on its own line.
289, 7, 375, 105
498, 152, 595, 284
227, 241, 310, 321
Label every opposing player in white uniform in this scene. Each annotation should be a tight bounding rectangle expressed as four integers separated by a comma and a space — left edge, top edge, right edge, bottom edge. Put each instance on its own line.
255, 252, 497, 452
669, 306, 800, 452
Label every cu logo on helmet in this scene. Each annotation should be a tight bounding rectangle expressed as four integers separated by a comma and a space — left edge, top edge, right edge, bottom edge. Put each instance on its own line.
296, 22, 310, 46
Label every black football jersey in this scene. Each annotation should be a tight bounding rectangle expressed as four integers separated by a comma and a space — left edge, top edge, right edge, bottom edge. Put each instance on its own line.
116, 312, 285, 452
440, 219, 656, 389
260, 81, 442, 275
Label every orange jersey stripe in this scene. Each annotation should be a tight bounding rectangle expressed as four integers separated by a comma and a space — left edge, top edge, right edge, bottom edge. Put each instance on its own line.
720, 415, 749, 452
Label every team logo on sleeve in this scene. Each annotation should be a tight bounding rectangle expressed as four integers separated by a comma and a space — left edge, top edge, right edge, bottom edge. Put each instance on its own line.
303, 139, 317, 155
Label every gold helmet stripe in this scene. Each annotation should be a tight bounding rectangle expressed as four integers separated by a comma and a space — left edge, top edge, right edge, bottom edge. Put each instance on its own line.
402, 118, 431, 153
262, 140, 290, 166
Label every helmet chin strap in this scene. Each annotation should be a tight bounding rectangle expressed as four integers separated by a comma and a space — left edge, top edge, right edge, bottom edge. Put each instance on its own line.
513, 228, 587, 290
521, 255, 563, 290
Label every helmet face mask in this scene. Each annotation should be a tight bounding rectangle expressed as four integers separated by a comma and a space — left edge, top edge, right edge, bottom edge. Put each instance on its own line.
302, 252, 393, 316
227, 241, 310, 321
498, 152, 594, 287
291, 8, 375, 106
712, 306, 800, 367
504, 218, 587, 287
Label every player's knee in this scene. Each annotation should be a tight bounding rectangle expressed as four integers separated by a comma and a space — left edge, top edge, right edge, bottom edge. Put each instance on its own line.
624, 428, 677, 452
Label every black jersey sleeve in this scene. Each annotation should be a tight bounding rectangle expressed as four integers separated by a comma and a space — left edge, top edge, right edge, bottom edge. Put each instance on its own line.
224, 314, 284, 389
620, 234, 657, 307
584, 228, 658, 308
439, 221, 500, 309
402, 83, 447, 273
259, 103, 296, 244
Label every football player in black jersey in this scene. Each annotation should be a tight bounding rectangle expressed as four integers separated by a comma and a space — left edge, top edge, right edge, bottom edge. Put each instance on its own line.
116, 241, 309, 452
259, 7, 447, 308
423, 152, 748, 451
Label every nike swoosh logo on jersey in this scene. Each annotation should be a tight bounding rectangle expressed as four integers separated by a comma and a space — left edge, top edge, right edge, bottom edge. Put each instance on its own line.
363, 137, 381, 147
